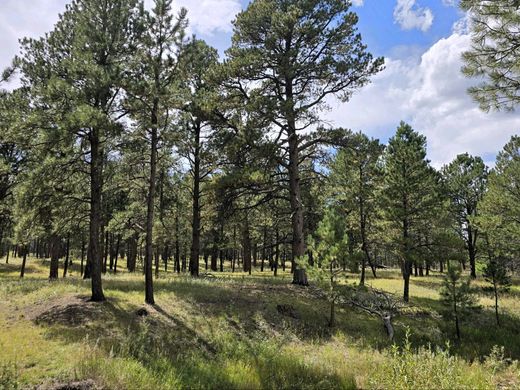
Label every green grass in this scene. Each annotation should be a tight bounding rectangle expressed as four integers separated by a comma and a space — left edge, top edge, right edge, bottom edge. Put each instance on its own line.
1, 256, 519, 389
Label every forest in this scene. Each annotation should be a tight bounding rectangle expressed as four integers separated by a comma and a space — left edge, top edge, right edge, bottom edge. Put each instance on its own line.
0, 0, 520, 389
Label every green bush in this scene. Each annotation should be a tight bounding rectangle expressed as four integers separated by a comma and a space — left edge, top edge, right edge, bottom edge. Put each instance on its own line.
370, 331, 493, 390
0, 362, 19, 390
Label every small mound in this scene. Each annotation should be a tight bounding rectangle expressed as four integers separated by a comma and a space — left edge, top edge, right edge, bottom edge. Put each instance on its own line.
29, 295, 104, 327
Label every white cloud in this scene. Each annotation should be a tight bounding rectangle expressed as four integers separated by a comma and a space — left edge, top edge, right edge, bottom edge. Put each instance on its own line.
442, 0, 458, 6
393, 0, 434, 32
323, 28, 520, 168
351, 0, 365, 6
144, 0, 241, 36
0, 0, 241, 73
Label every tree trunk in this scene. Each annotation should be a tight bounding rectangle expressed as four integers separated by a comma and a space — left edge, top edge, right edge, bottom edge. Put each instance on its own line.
63, 235, 70, 278
274, 231, 279, 277
467, 225, 477, 279
102, 230, 109, 274
114, 235, 120, 274
128, 234, 138, 273
89, 126, 105, 301
49, 236, 60, 280
154, 248, 160, 279
189, 121, 202, 277
20, 245, 28, 278
80, 239, 85, 277
329, 299, 335, 328
286, 84, 307, 285
494, 284, 500, 326
144, 98, 159, 305
242, 214, 252, 274
175, 212, 181, 274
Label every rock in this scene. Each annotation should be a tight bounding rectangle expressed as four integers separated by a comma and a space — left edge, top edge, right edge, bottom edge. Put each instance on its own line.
136, 308, 149, 317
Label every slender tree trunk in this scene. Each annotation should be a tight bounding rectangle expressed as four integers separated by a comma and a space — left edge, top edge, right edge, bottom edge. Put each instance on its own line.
114, 235, 120, 273
190, 121, 202, 277
494, 283, 500, 326
274, 231, 279, 277
80, 239, 85, 277
102, 230, 109, 274
63, 235, 70, 278
175, 211, 181, 274
242, 213, 252, 274
144, 98, 159, 305
467, 225, 477, 279
89, 126, 105, 301
155, 248, 160, 279
20, 245, 28, 278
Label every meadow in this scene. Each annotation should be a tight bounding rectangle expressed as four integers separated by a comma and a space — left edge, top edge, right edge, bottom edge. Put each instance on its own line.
1, 257, 519, 389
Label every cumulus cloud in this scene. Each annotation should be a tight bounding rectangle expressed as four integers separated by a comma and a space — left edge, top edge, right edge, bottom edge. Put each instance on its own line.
393, 0, 434, 32
442, 0, 458, 6
323, 28, 520, 167
0, 0, 241, 72
144, 0, 241, 36
351, 0, 365, 6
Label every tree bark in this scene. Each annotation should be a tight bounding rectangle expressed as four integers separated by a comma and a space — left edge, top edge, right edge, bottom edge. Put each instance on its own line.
89, 126, 105, 301
189, 120, 202, 277
49, 236, 60, 280
242, 213, 252, 274
62, 235, 70, 278
20, 245, 28, 278
144, 97, 159, 305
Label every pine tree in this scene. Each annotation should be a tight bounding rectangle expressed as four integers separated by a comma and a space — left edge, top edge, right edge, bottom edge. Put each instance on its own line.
223, 0, 384, 285
329, 132, 384, 285
482, 253, 511, 326
442, 154, 487, 278
125, 0, 187, 303
177, 39, 219, 277
461, 0, 520, 111
440, 265, 477, 340
381, 122, 440, 302
14, 0, 141, 301
306, 206, 349, 327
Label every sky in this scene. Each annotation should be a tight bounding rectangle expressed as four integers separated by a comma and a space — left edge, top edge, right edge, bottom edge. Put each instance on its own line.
0, 0, 519, 167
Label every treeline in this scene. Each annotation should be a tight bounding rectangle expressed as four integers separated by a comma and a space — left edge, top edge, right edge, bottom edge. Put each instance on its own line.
0, 0, 518, 309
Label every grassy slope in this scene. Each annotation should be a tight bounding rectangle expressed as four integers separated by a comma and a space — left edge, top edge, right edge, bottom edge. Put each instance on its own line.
0, 257, 519, 389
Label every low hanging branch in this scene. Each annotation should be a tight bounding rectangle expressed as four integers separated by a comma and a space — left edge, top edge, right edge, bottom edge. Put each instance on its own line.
344, 287, 404, 341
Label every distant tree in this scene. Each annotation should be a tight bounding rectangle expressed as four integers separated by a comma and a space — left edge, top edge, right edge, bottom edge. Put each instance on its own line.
442, 153, 487, 278
381, 122, 440, 302
461, 0, 520, 111
224, 0, 384, 285
329, 132, 384, 285
482, 250, 511, 326
440, 265, 477, 340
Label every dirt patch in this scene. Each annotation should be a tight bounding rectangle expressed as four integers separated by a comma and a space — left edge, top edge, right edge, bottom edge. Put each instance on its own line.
27, 295, 106, 327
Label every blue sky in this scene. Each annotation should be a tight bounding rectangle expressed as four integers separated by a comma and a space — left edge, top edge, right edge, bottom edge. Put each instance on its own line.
1, 0, 518, 167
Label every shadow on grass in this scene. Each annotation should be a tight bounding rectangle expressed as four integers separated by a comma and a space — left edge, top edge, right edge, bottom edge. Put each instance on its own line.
411, 295, 520, 361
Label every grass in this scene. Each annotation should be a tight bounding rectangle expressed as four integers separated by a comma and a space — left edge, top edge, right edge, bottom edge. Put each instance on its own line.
1, 256, 519, 389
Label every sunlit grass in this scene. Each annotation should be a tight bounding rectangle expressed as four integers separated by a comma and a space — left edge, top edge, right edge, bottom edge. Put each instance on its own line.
1, 255, 519, 389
